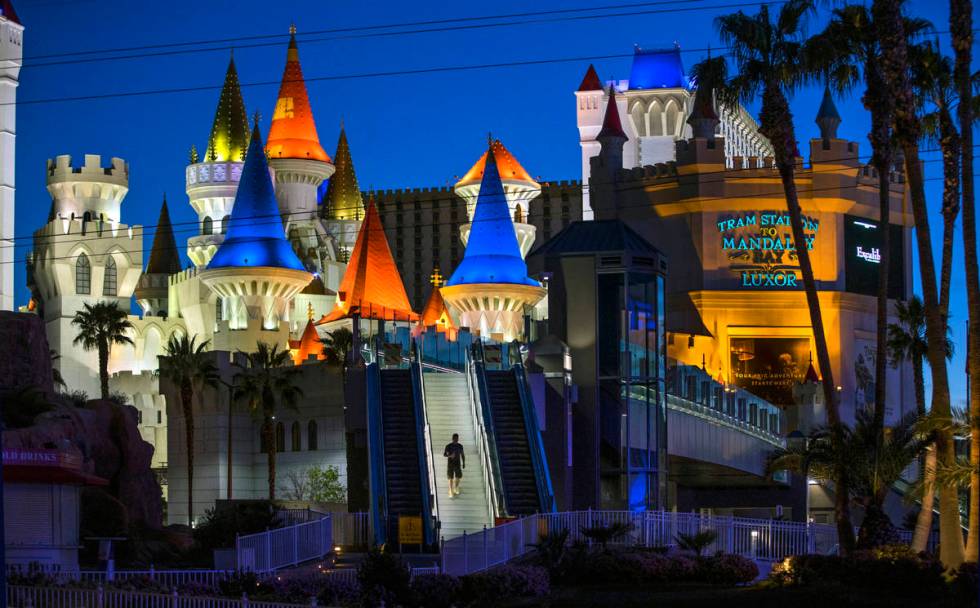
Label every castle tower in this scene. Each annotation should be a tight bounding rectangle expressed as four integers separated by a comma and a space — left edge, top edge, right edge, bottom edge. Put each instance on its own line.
186, 55, 249, 267
31, 154, 142, 394
135, 196, 181, 317
454, 139, 539, 257
441, 144, 546, 342
574, 64, 604, 220
320, 197, 417, 323
201, 119, 313, 351
321, 124, 364, 263
418, 267, 455, 337
266, 27, 334, 219
0, 2, 21, 310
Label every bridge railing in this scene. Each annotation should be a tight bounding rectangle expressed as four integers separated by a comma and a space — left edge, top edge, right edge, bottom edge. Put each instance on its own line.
236, 513, 333, 573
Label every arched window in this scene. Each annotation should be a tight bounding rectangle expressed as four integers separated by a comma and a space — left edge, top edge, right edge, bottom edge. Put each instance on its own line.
630, 102, 646, 137
276, 422, 285, 453
202, 216, 213, 235
649, 101, 664, 136
215, 297, 223, 322
291, 421, 301, 452
308, 421, 318, 451
102, 255, 117, 296
221, 215, 231, 234
75, 253, 91, 295
665, 100, 679, 137
513, 205, 524, 224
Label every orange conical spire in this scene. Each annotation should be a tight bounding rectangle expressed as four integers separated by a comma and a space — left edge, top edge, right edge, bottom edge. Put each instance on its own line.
292, 318, 325, 364
455, 139, 538, 188
265, 26, 331, 162
320, 198, 418, 323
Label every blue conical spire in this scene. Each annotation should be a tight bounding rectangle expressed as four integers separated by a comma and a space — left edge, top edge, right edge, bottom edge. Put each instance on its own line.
447, 143, 539, 287
208, 118, 305, 271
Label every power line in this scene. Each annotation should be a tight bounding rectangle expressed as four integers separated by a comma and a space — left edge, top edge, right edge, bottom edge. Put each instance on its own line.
8, 142, 964, 251
13, 171, 972, 268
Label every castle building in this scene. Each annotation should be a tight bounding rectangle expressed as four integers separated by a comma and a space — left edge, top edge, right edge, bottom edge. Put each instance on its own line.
584, 81, 916, 434
0, 2, 21, 311
575, 47, 774, 217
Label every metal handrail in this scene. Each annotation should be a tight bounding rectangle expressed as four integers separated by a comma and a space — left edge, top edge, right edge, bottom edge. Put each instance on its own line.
365, 362, 388, 546
465, 346, 501, 523
471, 342, 509, 516
410, 339, 440, 547
513, 361, 557, 513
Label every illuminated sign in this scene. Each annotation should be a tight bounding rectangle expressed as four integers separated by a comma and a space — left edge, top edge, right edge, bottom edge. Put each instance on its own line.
717, 212, 820, 288
843, 215, 905, 299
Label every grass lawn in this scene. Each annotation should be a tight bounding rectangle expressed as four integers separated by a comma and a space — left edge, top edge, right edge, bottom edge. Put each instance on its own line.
500, 583, 951, 607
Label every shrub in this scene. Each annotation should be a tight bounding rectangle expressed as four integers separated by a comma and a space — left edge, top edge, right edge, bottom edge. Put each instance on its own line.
697, 553, 759, 585
175, 581, 215, 597
461, 564, 549, 606
949, 562, 978, 605
357, 547, 412, 608
674, 530, 719, 557
410, 573, 461, 608
529, 529, 570, 575
668, 553, 698, 580
193, 502, 279, 553
6, 563, 61, 587
317, 576, 360, 607
580, 522, 633, 549
217, 571, 271, 598
769, 551, 945, 598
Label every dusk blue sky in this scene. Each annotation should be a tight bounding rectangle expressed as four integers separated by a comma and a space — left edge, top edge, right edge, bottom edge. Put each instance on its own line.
9, 0, 978, 406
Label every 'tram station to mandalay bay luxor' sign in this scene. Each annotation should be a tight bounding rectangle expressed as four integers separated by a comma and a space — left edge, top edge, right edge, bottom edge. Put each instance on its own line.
716, 211, 820, 288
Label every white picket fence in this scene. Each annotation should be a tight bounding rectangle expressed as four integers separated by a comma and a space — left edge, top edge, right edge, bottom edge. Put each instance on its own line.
440, 510, 846, 576
236, 514, 333, 573
7, 585, 312, 608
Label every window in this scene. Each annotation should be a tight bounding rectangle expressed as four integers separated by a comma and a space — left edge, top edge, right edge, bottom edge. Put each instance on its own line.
102, 255, 117, 296
276, 422, 285, 452
221, 215, 231, 234
75, 254, 91, 294
215, 297, 223, 321
202, 216, 213, 235
291, 422, 301, 452
157, 411, 162, 424
308, 421, 318, 450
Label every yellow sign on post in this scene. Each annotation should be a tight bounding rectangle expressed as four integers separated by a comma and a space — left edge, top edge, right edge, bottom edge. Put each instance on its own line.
398, 515, 423, 546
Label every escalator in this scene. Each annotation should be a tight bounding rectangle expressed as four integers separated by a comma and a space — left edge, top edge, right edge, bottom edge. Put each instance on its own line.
473, 355, 556, 516
366, 363, 437, 548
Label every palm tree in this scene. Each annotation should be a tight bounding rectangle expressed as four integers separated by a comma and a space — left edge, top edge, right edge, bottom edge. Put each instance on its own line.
322, 327, 354, 369
71, 302, 134, 400
233, 342, 303, 500
949, 0, 978, 563
887, 296, 953, 551
909, 41, 960, 322
159, 334, 219, 526
873, 0, 965, 568
699, 0, 854, 554
769, 410, 925, 548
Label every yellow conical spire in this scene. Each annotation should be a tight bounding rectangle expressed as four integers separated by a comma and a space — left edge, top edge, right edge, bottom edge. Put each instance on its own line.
323, 125, 363, 220
206, 54, 250, 163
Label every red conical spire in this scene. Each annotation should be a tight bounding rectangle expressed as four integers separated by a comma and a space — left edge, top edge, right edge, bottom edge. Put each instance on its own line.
597, 87, 627, 140
578, 64, 602, 91
265, 26, 330, 162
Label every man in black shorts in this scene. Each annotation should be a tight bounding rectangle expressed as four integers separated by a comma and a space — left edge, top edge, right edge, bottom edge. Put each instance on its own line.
444, 433, 465, 497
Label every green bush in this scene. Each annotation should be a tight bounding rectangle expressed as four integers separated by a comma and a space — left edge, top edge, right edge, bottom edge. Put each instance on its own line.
770, 551, 945, 598
461, 564, 550, 607
193, 502, 279, 553
696, 553, 759, 585
410, 573, 461, 608
949, 562, 978, 605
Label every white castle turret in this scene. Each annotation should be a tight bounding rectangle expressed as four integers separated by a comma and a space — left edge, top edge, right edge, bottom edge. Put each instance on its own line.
30, 154, 142, 394
454, 139, 540, 258
0, 4, 22, 310
185, 55, 249, 268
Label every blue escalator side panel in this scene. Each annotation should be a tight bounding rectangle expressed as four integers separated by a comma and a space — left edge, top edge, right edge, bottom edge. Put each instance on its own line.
473, 357, 507, 516
410, 359, 437, 546
513, 364, 557, 513
366, 362, 388, 546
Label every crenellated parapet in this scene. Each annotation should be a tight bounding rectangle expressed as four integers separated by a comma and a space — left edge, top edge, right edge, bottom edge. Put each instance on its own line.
46, 154, 129, 223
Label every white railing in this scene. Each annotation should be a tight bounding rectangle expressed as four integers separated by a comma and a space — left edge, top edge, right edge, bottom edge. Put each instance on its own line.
331, 511, 369, 548
76, 569, 236, 588
466, 354, 500, 523
236, 513, 333, 573
415, 363, 441, 541
440, 509, 851, 577
8, 585, 311, 608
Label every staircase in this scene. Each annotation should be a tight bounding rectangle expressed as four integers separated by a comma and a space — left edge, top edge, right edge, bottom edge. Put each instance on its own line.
485, 370, 540, 515
423, 373, 493, 540
379, 369, 425, 542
